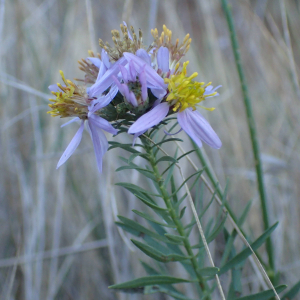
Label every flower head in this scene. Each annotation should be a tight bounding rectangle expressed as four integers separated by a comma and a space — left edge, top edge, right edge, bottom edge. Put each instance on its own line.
55, 86, 118, 173
128, 60, 222, 149
99, 23, 148, 62
151, 25, 191, 70
164, 61, 219, 112
48, 71, 92, 118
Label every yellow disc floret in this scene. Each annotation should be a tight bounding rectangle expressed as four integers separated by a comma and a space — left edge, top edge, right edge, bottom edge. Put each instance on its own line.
164, 61, 217, 112
48, 71, 89, 118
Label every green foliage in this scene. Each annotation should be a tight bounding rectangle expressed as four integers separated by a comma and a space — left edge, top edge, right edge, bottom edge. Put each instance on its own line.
112, 131, 283, 299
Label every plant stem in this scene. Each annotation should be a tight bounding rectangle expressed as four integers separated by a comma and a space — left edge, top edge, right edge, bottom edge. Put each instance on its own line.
144, 140, 210, 299
220, 0, 274, 272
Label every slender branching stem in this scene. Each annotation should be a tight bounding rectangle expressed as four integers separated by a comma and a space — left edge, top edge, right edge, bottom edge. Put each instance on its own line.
143, 139, 210, 299
220, 0, 275, 273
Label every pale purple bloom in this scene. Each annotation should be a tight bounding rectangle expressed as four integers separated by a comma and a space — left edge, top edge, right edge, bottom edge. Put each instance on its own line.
57, 87, 118, 172
123, 51, 167, 99
128, 84, 222, 149
128, 102, 169, 135
112, 61, 148, 107
177, 108, 221, 149
88, 56, 127, 98
156, 46, 170, 73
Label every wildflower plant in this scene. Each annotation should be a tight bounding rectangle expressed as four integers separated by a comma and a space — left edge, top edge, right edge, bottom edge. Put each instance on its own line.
47, 22, 291, 299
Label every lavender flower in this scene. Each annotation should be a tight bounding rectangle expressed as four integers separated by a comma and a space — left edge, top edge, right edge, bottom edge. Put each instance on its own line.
48, 71, 118, 172
56, 87, 118, 172
128, 61, 222, 149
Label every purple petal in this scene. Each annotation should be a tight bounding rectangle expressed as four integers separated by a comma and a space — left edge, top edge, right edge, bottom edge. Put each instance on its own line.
87, 57, 101, 68
177, 108, 222, 149
89, 84, 118, 112
56, 120, 85, 169
88, 120, 109, 172
164, 128, 183, 136
128, 102, 169, 134
148, 86, 167, 99
136, 49, 151, 65
61, 117, 80, 128
88, 114, 118, 135
139, 67, 148, 102
123, 52, 167, 89
48, 84, 60, 92
157, 47, 169, 72
89, 57, 127, 97
123, 21, 133, 40
97, 61, 108, 81
101, 49, 111, 69
204, 85, 222, 97
127, 91, 138, 107
119, 65, 129, 83
132, 130, 146, 146
129, 60, 137, 81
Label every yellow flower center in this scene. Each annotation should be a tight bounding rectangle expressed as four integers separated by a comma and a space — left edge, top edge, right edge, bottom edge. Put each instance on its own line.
48, 71, 89, 118
164, 61, 216, 112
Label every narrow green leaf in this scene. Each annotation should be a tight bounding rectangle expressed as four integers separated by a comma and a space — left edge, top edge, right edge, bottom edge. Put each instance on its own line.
171, 170, 204, 197
281, 280, 300, 300
132, 239, 189, 263
109, 275, 192, 289
115, 222, 140, 236
140, 262, 194, 300
234, 285, 286, 300
197, 267, 219, 277
117, 216, 170, 243
151, 138, 183, 149
116, 182, 161, 197
156, 156, 178, 164
191, 214, 227, 249
237, 200, 252, 226
170, 175, 179, 203
134, 194, 167, 212
132, 210, 175, 228
116, 165, 157, 181
179, 206, 187, 219
128, 152, 149, 163
165, 233, 185, 243
220, 222, 278, 274
108, 142, 141, 153
156, 287, 197, 300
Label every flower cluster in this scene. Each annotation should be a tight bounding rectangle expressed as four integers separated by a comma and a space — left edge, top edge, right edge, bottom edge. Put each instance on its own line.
48, 23, 222, 172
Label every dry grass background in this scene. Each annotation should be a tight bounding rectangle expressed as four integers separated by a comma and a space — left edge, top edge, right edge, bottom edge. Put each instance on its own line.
0, 0, 300, 299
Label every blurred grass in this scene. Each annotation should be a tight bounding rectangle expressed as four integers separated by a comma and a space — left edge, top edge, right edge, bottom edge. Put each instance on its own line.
0, 0, 300, 299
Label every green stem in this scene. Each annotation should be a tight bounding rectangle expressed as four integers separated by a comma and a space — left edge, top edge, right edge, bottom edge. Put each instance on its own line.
220, 0, 274, 272
144, 140, 210, 299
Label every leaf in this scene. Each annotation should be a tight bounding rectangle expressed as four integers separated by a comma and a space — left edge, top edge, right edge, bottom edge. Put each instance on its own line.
128, 152, 149, 163
117, 216, 170, 243
116, 182, 161, 197
281, 280, 300, 300
115, 222, 141, 236
134, 194, 167, 212
116, 166, 156, 181
156, 156, 178, 164
179, 206, 187, 219
197, 267, 219, 277
132, 210, 175, 228
109, 275, 192, 289
151, 138, 183, 149
192, 214, 227, 248
234, 285, 287, 300
164, 234, 185, 243
108, 142, 142, 153
170, 170, 204, 197
220, 222, 279, 274
131, 239, 189, 262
